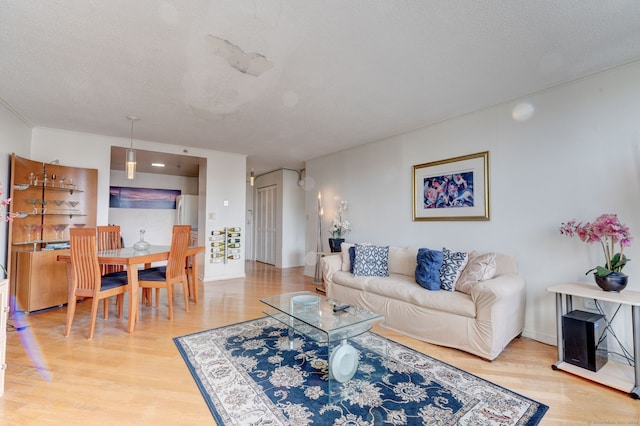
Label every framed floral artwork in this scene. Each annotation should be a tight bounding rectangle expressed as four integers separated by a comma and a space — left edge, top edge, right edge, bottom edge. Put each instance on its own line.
412, 151, 490, 221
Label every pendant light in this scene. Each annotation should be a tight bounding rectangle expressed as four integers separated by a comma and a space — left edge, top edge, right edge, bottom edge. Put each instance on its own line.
250, 169, 255, 186
126, 115, 139, 179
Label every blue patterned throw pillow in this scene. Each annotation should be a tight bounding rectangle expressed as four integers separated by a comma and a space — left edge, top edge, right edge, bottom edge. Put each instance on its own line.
415, 248, 443, 291
353, 244, 389, 277
440, 247, 468, 291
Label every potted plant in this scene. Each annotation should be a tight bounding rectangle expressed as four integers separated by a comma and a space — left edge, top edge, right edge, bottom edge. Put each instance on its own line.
560, 213, 632, 291
1, 182, 19, 279
329, 200, 350, 252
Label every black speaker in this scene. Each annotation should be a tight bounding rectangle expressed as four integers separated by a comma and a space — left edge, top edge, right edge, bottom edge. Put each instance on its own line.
562, 310, 608, 372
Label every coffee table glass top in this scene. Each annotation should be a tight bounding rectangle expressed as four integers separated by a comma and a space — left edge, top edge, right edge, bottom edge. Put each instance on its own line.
260, 291, 383, 342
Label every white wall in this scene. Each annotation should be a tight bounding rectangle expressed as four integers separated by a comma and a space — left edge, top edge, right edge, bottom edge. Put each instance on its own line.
0, 102, 32, 279
30, 128, 116, 226
282, 169, 306, 268
203, 150, 247, 279
109, 170, 198, 248
305, 60, 640, 349
29, 127, 246, 281
245, 181, 254, 260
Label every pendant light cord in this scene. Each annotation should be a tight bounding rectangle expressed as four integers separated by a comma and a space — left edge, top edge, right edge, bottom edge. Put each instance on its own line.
127, 115, 138, 147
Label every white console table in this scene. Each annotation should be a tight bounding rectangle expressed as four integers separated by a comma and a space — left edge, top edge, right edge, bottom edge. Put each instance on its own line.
547, 282, 640, 399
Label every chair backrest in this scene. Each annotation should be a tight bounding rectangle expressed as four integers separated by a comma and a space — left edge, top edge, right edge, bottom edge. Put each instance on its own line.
165, 225, 191, 280
97, 225, 123, 275
69, 227, 102, 294
97, 225, 121, 251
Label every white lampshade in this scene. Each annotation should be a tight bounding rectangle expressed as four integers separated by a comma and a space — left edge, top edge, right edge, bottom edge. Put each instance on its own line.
126, 115, 139, 180
126, 148, 136, 179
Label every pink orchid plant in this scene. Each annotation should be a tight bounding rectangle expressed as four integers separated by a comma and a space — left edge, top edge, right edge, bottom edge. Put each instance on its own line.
1, 181, 19, 277
0, 182, 15, 221
560, 213, 632, 277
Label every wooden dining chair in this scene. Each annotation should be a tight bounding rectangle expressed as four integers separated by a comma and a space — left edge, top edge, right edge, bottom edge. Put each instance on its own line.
65, 228, 130, 339
138, 225, 191, 320
97, 225, 124, 275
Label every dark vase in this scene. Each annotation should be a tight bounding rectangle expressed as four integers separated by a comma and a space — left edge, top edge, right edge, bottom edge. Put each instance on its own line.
594, 272, 628, 292
328, 238, 345, 253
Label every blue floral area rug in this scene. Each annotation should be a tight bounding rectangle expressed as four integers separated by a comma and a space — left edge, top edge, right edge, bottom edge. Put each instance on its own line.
174, 317, 548, 425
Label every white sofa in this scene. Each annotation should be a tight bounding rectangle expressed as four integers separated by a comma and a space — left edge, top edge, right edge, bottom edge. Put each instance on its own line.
321, 245, 526, 360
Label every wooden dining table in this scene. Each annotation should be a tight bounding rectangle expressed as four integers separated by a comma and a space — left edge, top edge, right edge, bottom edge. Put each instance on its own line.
59, 245, 205, 333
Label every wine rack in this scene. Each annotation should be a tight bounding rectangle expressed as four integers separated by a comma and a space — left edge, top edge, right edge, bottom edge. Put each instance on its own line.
209, 227, 242, 263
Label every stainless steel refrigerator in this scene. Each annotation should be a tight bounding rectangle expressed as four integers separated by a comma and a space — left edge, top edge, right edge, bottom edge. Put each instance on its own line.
175, 195, 198, 229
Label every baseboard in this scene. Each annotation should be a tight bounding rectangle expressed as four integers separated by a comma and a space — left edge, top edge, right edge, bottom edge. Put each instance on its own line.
202, 273, 246, 282
522, 328, 556, 346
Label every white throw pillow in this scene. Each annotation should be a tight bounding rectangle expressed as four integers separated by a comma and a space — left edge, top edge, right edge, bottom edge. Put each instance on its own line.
388, 246, 417, 276
456, 251, 497, 294
340, 242, 355, 272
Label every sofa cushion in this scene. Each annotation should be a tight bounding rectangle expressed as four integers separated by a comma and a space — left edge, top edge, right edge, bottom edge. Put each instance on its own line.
440, 247, 468, 291
456, 251, 497, 294
333, 272, 476, 318
388, 246, 418, 276
415, 248, 443, 291
331, 271, 373, 291
353, 244, 389, 277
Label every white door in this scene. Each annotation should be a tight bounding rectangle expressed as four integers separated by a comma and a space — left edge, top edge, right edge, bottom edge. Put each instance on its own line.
256, 185, 277, 265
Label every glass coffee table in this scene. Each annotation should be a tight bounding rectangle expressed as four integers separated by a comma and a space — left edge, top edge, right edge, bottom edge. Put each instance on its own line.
261, 291, 385, 397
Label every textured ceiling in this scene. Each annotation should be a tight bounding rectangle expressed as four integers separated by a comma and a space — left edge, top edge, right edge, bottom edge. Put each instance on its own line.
2, 1, 640, 176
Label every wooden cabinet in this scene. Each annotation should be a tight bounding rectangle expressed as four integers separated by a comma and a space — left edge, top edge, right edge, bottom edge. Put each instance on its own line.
8, 154, 97, 313
14, 250, 69, 312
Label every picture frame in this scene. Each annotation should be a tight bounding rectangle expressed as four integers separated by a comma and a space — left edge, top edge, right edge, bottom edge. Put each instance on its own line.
412, 151, 490, 221
109, 186, 181, 209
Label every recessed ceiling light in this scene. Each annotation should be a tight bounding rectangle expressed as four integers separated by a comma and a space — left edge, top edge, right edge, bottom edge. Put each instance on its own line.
152, 163, 165, 168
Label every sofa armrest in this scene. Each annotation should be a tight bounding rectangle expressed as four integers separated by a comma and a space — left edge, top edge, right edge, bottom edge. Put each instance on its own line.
471, 274, 526, 323
321, 254, 343, 284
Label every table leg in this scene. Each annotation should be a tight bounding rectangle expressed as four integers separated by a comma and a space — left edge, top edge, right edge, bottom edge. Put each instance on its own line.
552, 293, 565, 369
190, 254, 199, 303
632, 306, 640, 399
127, 268, 139, 332
63, 260, 74, 335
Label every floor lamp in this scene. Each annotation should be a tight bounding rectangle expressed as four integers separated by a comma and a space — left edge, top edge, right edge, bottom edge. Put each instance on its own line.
313, 192, 324, 291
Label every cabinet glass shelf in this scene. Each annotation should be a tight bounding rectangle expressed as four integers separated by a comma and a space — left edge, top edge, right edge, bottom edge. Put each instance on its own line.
13, 183, 83, 193
15, 212, 86, 217
13, 239, 70, 245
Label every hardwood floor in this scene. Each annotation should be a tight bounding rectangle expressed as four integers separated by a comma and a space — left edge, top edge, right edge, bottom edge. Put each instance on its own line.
1, 261, 639, 425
